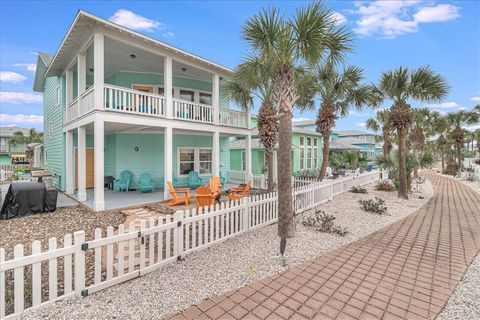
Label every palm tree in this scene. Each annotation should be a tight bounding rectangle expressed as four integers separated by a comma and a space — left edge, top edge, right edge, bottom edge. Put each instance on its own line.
9, 128, 43, 146
242, 3, 352, 256
446, 110, 479, 176
226, 57, 278, 192
376, 66, 448, 199
365, 109, 392, 156
475, 128, 480, 157
315, 63, 378, 180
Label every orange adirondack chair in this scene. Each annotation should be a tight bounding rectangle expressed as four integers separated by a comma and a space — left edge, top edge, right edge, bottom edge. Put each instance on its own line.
209, 176, 221, 196
167, 181, 190, 206
229, 180, 251, 200
195, 186, 216, 209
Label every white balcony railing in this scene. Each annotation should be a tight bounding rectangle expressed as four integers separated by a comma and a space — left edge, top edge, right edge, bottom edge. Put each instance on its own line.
64, 84, 248, 129
219, 109, 248, 128
173, 98, 214, 123
104, 84, 166, 117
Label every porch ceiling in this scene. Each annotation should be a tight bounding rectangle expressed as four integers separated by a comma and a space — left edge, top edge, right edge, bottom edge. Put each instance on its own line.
83, 36, 216, 83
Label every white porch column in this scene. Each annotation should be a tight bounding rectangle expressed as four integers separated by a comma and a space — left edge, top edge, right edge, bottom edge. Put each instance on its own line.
77, 53, 86, 97
66, 68, 73, 104
77, 126, 87, 201
164, 56, 173, 118
93, 32, 104, 110
65, 130, 74, 194
246, 134, 252, 182
212, 131, 220, 177
212, 73, 220, 124
93, 118, 105, 211
164, 126, 173, 199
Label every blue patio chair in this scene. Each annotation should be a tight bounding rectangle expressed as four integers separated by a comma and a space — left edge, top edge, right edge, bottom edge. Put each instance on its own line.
139, 173, 155, 193
114, 170, 133, 192
219, 172, 226, 187
188, 171, 202, 189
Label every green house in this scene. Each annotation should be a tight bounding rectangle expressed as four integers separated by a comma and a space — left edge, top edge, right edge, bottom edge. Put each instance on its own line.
0, 126, 31, 165
33, 10, 252, 211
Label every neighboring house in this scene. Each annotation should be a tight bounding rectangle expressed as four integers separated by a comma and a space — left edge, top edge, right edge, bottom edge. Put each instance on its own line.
333, 130, 378, 159
33, 10, 251, 211
230, 120, 323, 178
0, 126, 31, 164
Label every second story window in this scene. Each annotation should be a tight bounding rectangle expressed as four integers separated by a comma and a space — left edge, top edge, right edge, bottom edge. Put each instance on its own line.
56, 86, 60, 106
199, 92, 212, 105
180, 90, 194, 102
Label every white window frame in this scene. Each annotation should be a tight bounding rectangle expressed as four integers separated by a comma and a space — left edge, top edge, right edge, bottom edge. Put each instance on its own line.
300, 148, 305, 170
56, 85, 61, 106
177, 147, 213, 177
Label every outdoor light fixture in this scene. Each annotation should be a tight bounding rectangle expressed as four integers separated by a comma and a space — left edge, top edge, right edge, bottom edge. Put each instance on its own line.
89, 67, 94, 72
135, 146, 139, 152
181, 67, 187, 72
130, 54, 136, 59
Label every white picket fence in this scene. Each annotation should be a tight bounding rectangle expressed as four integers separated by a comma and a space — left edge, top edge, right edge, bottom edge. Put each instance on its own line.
1, 170, 382, 319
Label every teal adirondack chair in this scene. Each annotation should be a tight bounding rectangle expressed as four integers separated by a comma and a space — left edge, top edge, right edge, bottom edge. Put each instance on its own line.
139, 173, 155, 193
219, 172, 226, 187
114, 170, 133, 192
188, 171, 202, 189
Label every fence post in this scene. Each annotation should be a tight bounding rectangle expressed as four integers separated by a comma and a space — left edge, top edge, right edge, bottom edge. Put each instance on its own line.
174, 211, 184, 261
242, 197, 250, 232
74, 230, 86, 297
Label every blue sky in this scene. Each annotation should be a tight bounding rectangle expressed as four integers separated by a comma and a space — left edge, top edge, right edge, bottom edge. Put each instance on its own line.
1, 0, 479, 131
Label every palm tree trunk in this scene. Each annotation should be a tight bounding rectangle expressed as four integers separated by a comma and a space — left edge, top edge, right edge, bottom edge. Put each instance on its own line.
266, 150, 274, 192
318, 132, 331, 180
397, 128, 408, 199
277, 113, 294, 243
441, 148, 445, 173
457, 146, 462, 177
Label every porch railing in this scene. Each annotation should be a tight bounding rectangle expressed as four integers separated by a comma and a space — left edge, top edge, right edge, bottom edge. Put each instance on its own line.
104, 84, 166, 117
173, 98, 214, 123
65, 87, 95, 124
219, 109, 249, 128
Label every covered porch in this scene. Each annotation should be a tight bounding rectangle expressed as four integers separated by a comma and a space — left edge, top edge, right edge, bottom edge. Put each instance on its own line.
65, 118, 252, 211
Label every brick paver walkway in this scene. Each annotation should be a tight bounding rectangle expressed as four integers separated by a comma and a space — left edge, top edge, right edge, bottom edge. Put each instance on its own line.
169, 173, 480, 320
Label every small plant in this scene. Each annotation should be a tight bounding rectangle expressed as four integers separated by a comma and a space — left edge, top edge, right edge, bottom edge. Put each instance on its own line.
350, 186, 367, 194
359, 197, 387, 215
375, 180, 395, 192
302, 210, 348, 236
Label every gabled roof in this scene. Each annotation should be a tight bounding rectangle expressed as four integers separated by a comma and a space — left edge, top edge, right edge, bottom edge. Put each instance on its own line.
44, 10, 233, 78
0, 126, 33, 137
292, 119, 315, 126
336, 130, 373, 136
329, 139, 362, 151
33, 52, 54, 92
229, 138, 300, 150
337, 136, 375, 146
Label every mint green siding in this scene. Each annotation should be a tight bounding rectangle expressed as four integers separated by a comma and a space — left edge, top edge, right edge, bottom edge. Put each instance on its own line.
0, 155, 11, 165
43, 75, 66, 190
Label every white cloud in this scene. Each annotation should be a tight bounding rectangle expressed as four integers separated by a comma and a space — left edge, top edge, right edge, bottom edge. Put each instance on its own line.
426, 102, 461, 109
470, 96, 480, 102
0, 92, 43, 104
109, 9, 165, 32
356, 122, 367, 128
413, 4, 460, 23
162, 31, 175, 38
0, 113, 43, 125
0, 71, 27, 84
14, 63, 36, 72
331, 12, 348, 26
349, 110, 369, 117
352, 1, 461, 38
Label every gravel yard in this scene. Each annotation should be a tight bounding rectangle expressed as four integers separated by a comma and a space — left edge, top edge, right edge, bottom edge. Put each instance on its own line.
23, 179, 433, 320
0, 205, 126, 316
437, 176, 480, 320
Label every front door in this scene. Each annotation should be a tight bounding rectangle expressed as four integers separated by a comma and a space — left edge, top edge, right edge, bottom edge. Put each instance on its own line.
75, 149, 94, 189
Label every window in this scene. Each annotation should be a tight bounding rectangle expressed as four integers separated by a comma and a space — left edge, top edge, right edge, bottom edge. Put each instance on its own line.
199, 92, 212, 105
56, 86, 61, 106
241, 151, 246, 171
313, 139, 318, 167
157, 87, 174, 96
178, 148, 213, 176
199, 149, 212, 174
313, 138, 317, 147
300, 137, 304, 146
300, 148, 305, 170
0, 137, 6, 152
180, 90, 194, 102
179, 149, 195, 175
307, 137, 311, 146
306, 148, 312, 169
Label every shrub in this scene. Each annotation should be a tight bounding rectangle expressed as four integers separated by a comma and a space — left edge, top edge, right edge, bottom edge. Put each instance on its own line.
302, 210, 348, 236
350, 186, 367, 194
359, 197, 387, 215
375, 180, 395, 192
443, 162, 458, 176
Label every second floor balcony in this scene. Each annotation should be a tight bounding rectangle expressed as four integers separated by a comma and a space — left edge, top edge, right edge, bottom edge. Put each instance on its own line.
62, 30, 249, 129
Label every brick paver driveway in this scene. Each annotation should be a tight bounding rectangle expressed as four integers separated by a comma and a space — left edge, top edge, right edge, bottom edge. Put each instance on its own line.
169, 173, 480, 319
